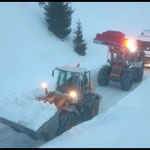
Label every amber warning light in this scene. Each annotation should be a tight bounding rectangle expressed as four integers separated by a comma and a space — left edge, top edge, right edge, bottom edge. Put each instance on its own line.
125, 39, 137, 52
41, 82, 48, 95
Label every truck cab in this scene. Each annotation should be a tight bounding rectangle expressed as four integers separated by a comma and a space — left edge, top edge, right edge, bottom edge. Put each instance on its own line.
137, 30, 150, 67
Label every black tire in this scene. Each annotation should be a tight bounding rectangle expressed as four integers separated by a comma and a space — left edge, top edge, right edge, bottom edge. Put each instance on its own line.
120, 71, 133, 91
97, 65, 111, 86
57, 111, 78, 136
88, 98, 100, 120
133, 67, 144, 82
79, 103, 89, 121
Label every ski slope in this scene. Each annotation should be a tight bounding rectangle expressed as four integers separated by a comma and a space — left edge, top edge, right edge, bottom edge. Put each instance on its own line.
0, 2, 150, 148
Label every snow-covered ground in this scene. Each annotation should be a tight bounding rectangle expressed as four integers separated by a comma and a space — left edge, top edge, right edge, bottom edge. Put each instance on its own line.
0, 2, 150, 148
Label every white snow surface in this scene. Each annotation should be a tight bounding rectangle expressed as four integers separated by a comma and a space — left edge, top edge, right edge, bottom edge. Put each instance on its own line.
0, 2, 150, 148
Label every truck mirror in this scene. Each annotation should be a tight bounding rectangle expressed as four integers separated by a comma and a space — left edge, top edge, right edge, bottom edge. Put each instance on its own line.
52, 70, 54, 77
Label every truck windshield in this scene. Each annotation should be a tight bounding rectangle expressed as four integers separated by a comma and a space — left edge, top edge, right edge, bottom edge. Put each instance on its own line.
56, 70, 79, 94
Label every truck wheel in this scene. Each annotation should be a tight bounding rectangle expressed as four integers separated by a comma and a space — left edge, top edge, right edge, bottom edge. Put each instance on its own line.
133, 67, 144, 82
88, 98, 100, 120
120, 71, 133, 91
97, 65, 111, 86
57, 111, 78, 136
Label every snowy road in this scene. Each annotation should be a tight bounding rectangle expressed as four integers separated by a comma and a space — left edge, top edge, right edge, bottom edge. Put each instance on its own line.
0, 68, 150, 148
0, 123, 44, 148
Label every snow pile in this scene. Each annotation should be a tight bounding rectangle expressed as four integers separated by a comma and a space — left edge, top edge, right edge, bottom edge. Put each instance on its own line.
0, 92, 57, 130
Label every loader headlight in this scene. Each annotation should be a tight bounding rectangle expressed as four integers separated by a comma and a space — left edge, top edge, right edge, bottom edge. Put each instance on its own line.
41, 82, 48, 90
125, 39, 137, 52
145, 63, 150, 67
69, 91, 77, 98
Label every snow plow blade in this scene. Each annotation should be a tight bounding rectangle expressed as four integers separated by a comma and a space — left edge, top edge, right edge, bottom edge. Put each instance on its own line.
0, 111, 59, 141
93, 30, 126, 47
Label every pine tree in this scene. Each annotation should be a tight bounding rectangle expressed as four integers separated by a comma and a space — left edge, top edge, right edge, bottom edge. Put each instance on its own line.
73, 20, 87, 56
44, 2, 74, 40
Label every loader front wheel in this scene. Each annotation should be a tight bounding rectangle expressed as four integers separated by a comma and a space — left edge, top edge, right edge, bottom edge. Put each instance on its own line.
88, 98, 100, 120
133, 67, 144, 82
57, 111, 78, 136
97, 65, 111, 86
120, 71, 133, 91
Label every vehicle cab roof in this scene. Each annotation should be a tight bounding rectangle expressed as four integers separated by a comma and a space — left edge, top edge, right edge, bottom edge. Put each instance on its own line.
56, 66, 89, 74
138, 29, 150, 42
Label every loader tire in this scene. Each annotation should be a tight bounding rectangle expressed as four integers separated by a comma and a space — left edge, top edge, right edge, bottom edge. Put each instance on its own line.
88, 98, 100, 120
97, 65, 111, 86
120, 71, 133, 91
57, 111, 78, 136
133, 67, 144, 82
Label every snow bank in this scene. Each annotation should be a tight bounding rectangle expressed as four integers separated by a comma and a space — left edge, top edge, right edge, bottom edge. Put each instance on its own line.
0, 92, 57, 130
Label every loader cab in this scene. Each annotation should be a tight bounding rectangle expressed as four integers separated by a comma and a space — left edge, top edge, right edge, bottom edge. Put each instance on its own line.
108, 43, 140, 67
107, 46, 127, 65
107, 46, 130, 80
53, 66, 91, 101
